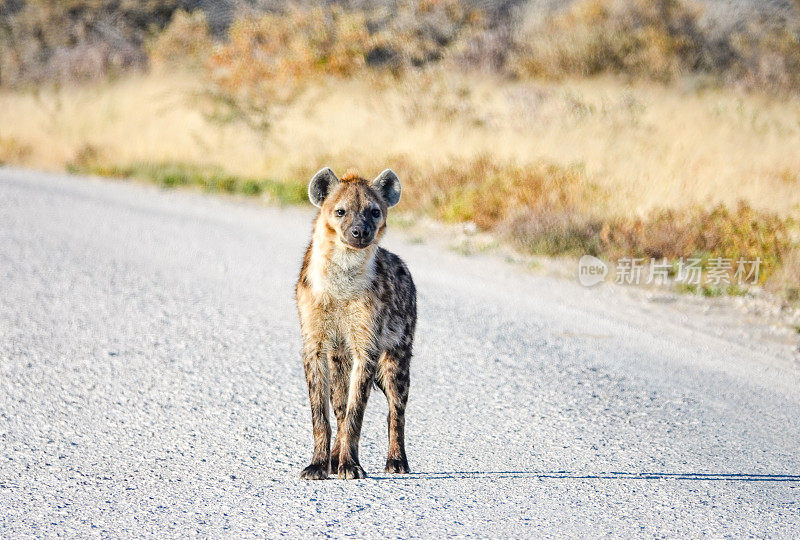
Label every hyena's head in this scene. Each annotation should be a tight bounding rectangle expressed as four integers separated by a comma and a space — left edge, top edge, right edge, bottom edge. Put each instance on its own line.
308, 167, 401, 249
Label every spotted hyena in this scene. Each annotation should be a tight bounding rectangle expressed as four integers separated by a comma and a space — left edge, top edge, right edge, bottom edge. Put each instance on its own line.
295, 167, 416, 480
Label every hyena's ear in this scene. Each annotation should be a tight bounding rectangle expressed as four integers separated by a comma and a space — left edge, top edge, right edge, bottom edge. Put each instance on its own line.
308, 167, 340, 208
371, 169, 401, 207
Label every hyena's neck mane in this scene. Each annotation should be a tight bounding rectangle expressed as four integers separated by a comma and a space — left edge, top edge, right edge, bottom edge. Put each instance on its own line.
307, 213, 377, 299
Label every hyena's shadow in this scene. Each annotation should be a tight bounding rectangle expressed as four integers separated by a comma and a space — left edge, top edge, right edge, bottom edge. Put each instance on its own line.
369, 471, 800, 482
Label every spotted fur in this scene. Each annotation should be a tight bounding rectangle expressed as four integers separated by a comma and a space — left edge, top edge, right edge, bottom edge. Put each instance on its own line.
296, 167, 416, 480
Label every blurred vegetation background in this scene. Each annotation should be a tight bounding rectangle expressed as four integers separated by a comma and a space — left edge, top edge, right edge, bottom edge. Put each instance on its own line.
1, 0, 799, 299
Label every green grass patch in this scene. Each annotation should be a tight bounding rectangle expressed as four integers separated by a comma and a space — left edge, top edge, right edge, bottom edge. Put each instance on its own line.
67, 157, 308, 206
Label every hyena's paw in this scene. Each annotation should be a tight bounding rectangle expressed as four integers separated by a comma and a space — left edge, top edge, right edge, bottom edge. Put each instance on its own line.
337, 461, 367, 480
384, 457, 410, 474
300, 462, 329, 480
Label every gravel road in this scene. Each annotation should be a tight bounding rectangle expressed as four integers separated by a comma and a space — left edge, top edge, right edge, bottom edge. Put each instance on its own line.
1, 168, 799, 537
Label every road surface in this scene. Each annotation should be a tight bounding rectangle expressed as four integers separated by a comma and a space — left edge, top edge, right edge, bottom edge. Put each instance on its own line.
1, 168, 799, 537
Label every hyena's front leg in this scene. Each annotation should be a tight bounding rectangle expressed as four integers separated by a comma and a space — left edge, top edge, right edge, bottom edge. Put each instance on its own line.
299, 342, 331, 480
337, 350, 379, 479
328, 351, 350, 473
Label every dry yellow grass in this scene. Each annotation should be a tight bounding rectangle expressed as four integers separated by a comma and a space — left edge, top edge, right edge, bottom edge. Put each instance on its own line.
1, 70, 799, 219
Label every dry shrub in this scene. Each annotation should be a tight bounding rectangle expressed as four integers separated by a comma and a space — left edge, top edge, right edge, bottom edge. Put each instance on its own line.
0, 136, 33, 165
0, 0, 194, 86
499, 0, 800, 93
504, 210, 605, 257
509, 0, 705, 82
206, 7, 373, 125
726, 23, 800, 93
148, 9, 213, 69
602, 203, 797, 283
204, 1, 483, 127
507, 197, 797, 285
398, 156, 602, 230
368, 0, 483, 70
768, 246, 800, 300
450, 25, 517, 74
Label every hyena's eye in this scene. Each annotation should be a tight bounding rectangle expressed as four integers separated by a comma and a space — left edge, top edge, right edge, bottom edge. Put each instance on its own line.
335, 208, 346, 217
371, 208, 381, 218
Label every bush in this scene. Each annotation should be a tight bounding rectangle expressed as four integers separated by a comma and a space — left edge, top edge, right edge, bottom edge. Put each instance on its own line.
398, 156, 601, 231
206, 7, 373, 127
601, 203, 796, 283
204, 1, 483, 128
148, 9, 213, 69
508, 0, 706, 82
368, 0, 483, 70
0, 0, 199, 86
496, 0, 800, 93
0, 136, 32, 165
726, 23, 800, 93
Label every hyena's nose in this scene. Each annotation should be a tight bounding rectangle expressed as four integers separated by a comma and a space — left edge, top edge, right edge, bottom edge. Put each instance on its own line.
351, 226, 364, 239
